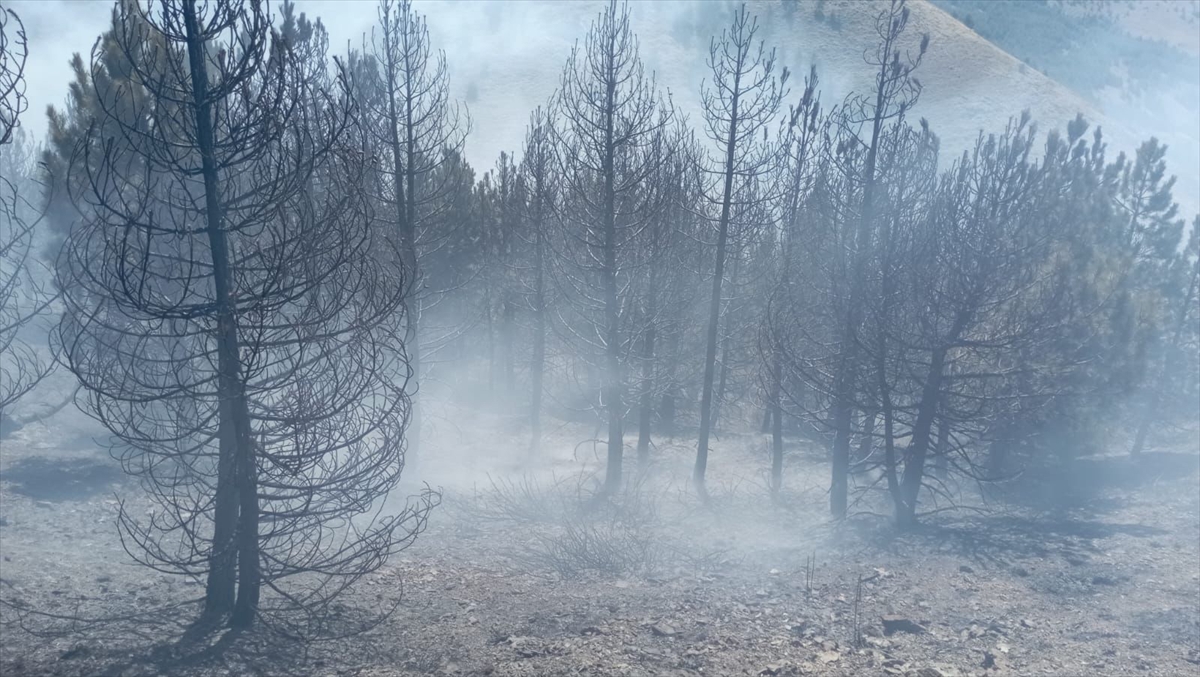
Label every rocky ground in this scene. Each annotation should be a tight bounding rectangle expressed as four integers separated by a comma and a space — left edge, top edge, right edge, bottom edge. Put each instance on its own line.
0, 406, 1198, 677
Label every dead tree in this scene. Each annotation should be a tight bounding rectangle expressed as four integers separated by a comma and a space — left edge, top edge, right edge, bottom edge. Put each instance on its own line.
55, 0, 435, 629
0, 6, 54, 419
826, 0, 926, 518
694, 4, 787, 493
633, 122, 697, 466
859, 118, 939, 522
551, 0, 670, 495
365, 0, 469, 459
518, 106, 558, 453
762, 67, 822, 495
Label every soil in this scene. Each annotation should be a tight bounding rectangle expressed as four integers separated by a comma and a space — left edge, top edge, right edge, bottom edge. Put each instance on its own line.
1, 406, 1197, 677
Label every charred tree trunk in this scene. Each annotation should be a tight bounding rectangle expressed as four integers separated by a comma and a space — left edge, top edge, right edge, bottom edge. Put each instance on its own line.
601, 61, 624, 495
636, 263, 659, 466
660, 392, 676, 438
503, 299, 515, 396
530, 201, 547, 453
182, 0, 256, 623
933, 417, 949, 481
769, 337, 784, 495
896, 347, 946, 528
694, 80, 739, 496
856, 409, 876, 466
712, 252, 741, 432
486, 290, 496, 393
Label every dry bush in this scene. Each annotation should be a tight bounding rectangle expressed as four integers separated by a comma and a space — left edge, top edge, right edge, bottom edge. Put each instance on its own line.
469, 473, 666, 578
465, 474, 579, 525
521, 517, 662, 579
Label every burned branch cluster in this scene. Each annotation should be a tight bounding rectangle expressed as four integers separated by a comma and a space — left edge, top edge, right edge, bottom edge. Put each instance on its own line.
0, 6, 54, 419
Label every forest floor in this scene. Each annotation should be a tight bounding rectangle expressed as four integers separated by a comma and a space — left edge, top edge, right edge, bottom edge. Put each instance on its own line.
0, 401, 1198, 677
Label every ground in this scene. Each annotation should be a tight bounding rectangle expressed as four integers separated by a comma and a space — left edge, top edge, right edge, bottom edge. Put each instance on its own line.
0, 402, 1198, 677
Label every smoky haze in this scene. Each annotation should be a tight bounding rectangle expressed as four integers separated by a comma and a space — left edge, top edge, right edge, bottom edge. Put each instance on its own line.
15, 0, 1200, 214
0, 1, 1198, 676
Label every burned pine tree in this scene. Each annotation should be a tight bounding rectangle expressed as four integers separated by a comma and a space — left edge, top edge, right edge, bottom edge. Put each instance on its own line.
632, 121, 699, 466
54, 0, 435, 629
518, 106, 557, 454
857, 117, 939, 524
551, 0, 671, 495
1, 6, 55, 421
476, 150, 523, 398
692, 4, 787, 494
761, 67, 823, 495
823, 0, 927, 519
364, 0, 470, 459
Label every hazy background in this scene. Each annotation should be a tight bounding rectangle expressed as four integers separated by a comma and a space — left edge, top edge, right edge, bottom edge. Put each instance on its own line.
12, 0, 1200, 213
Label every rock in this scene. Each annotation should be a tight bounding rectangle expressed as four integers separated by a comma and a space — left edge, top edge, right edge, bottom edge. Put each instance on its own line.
651, 622, 678, 637
1012, 566, 1030, 577
958, 565, 974, 574
882, 615, 927, 635
758, 662, 790, 676
864, 635, 891, 649
1091, 575, 1117, 586
817, 650, 840, 664
506, 636, 540, 658
982, 650, 1004, 670
787, 621, 809, 635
